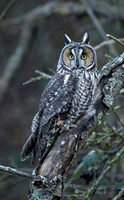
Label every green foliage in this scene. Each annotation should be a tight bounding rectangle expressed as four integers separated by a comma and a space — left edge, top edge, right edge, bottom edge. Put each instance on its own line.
97, 178, 112, 190
115, 181, 124, 190
73, 151, 106, 180
97, 179, 124, 191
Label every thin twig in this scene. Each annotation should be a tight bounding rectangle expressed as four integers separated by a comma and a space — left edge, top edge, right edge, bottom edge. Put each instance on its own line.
0, 0, 15, 21
35, 70, 53, 79
81, 0, 106, 40
23, 76, 43, 86
23, 70, 52, 85
94, 38, 124, 50
0, 164, 33, 179
113, 111, 124, 127
106, 34, 124, 46
113, 186, 124, 200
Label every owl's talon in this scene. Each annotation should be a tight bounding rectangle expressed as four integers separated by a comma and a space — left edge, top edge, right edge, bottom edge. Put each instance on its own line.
64, 124, 77, 131
70, 124, 77, 129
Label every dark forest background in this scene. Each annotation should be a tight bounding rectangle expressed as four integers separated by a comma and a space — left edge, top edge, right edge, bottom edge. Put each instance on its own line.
0, 0, 123, 200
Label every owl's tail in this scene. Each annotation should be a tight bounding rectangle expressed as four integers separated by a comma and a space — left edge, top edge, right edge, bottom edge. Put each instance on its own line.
20, 132, 37, 161
20, 112, 41, 161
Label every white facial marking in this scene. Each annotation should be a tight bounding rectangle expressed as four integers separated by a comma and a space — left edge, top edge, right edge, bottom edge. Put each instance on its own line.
79, 48, 83, 56
71, 48, 75, 55
70, 48, 76, 68
78, 48, 85, 67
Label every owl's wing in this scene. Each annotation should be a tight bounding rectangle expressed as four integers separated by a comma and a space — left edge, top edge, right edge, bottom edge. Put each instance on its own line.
21, 73, 78, 162
21, 74, 60, 161
39, 73, 78, 127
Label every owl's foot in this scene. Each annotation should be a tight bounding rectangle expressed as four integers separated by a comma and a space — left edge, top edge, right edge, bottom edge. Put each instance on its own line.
69, 124, 77, 129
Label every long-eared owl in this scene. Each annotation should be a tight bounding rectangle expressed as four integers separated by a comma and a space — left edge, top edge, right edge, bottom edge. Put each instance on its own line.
21, 33, 97, 164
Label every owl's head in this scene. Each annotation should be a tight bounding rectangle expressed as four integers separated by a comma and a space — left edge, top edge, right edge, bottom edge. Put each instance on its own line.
57, 33, 97, 72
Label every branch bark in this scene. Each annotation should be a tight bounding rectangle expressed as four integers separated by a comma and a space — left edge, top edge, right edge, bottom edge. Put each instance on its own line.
29, 54, 124, 199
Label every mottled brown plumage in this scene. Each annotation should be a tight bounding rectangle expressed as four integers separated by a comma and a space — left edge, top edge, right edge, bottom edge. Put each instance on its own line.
21, 33, 97, 164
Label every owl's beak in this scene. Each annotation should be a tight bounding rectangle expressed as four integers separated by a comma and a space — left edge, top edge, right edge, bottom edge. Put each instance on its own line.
76, 59, 79, 68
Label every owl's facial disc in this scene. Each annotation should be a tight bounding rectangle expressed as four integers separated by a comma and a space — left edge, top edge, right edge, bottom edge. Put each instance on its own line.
63, 45, 95, 70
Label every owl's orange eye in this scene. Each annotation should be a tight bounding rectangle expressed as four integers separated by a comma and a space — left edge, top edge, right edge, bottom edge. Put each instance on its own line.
81, 54, 86, 60
69, 54, 74, 60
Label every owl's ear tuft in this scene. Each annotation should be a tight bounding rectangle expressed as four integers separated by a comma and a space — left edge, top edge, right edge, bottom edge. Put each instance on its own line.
63, 34, 72, 45
82, 32, 90, 44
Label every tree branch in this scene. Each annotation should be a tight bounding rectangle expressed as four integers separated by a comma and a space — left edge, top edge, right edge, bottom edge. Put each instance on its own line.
0, 18, 34, 104
81, 0, 118, 57
89, 0, 124, 20
0, 0, 15, 21
23, 70, 53, 86
0, 164, 33, 179
94, 38, 124, 50
106, 34, 124, 46
113, 186, 124, 200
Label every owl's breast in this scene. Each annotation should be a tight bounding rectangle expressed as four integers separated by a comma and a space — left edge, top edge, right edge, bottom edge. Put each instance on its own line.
72, 71, 97, 113
61, 71, 96, 130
